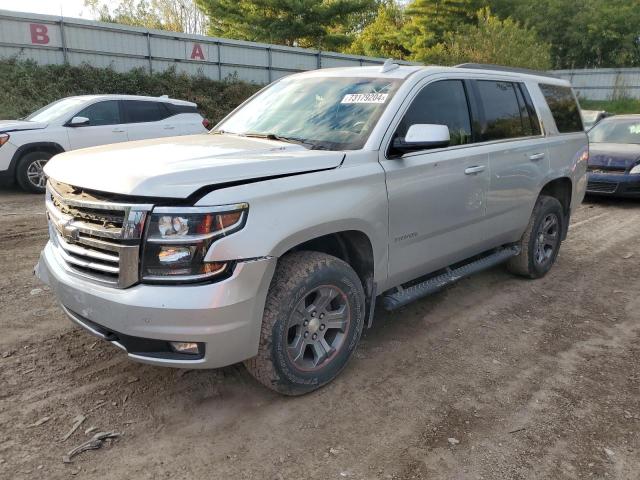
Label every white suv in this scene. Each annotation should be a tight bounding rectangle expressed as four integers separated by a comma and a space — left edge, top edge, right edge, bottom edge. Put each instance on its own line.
0, 95, 208, 193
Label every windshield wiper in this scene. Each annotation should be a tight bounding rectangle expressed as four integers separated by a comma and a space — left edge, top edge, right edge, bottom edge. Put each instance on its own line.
240, 132, 328, 150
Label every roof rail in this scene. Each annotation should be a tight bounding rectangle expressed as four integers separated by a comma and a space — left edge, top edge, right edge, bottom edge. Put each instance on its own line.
455, 63, 559, 79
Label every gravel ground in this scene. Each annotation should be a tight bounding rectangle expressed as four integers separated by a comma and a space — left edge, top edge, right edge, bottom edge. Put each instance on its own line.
0, 186, 638, 480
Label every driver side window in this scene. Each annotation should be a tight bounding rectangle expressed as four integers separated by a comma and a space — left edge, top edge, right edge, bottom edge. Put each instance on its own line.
394, 80, 472, 150
75, 100, 121, 126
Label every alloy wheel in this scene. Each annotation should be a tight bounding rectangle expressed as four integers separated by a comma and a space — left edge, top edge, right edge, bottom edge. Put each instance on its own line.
534, 213, 559, 265
26, 159, 48, 189
286, 285, 350, 371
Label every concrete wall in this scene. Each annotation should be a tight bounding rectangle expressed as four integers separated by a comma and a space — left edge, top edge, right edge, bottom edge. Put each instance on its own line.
0, 9, 407, 84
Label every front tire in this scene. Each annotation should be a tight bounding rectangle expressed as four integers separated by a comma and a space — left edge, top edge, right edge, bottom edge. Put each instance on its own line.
16, 151, 53, 193
507, 195, 564, 279
244, 251, 366, 395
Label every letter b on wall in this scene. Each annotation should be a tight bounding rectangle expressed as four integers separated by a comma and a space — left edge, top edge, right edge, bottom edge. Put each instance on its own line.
30, 24, 50, 44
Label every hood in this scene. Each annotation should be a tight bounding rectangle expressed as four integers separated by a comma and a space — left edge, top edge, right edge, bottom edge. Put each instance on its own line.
44, 134, 344, 198
588, 143, 640, 170
0, 120, 48, 133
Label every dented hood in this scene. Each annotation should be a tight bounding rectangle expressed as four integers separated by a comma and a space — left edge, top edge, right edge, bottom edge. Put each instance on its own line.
588, 143, 640, 170
0, 120, 48, 133
44, 134, 344, 198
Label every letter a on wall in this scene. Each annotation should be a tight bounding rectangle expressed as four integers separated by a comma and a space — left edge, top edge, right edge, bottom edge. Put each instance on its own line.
30, 24, 50, 44
191, 43, 205, 60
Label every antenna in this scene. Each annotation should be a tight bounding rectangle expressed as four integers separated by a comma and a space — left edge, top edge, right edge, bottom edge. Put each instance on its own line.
380, 59, 399, 73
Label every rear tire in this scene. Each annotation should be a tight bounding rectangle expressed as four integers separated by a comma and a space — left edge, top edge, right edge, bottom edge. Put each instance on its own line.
244, 251, 365, 396
16, 151, 53, 193
507, 195, 564, 279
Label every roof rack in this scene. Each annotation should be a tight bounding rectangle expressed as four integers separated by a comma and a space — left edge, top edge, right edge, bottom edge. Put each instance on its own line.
455, 63, 559, 79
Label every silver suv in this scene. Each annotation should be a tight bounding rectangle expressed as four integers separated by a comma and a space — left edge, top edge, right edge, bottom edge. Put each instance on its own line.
35, 63, 588, 395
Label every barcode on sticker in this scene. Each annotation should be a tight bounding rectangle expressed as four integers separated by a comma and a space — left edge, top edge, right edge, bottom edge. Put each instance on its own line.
341, 93, 388, 104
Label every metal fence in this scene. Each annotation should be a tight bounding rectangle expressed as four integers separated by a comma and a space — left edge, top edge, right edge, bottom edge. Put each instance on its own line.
0, 9, 405, 84
553, 68, 640, 101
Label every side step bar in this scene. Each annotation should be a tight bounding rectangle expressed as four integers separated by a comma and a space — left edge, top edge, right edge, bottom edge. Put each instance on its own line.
381, 246, 521, 311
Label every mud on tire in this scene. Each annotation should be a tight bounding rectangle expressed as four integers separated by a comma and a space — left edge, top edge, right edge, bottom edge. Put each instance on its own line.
244, 251, 366, 396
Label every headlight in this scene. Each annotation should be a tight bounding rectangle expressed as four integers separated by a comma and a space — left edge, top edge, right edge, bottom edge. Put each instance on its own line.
141, 203, 248, 283
0, 133, 9, 147
630, 164, 640, 174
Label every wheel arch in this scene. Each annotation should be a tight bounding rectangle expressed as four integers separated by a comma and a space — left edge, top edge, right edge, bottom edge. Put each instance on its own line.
10, 142, 65, 180
538, 176, 572, 239
279, 228, 378, 327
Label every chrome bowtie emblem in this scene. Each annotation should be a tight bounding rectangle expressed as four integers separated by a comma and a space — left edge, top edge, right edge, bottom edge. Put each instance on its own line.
62, 221, 80, 242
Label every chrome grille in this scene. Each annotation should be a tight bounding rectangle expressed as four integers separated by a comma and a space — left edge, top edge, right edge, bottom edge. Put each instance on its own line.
45, 181, 152, 288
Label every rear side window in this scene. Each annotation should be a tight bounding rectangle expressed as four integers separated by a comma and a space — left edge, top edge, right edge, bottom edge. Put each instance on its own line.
122, 101, 170, 123
395, 80, 472, 147
514, 84, 542, 136
539, 84, 583, 133
166, 103, 198, 115
75, 100, 121, 126
476, 81, 531, 141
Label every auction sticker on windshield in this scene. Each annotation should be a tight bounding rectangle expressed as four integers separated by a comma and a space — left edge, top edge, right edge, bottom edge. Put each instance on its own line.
341, 93, 388, 104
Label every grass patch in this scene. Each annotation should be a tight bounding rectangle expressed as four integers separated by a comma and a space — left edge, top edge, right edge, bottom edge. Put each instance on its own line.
0, 57, 260, 123
580, 98, 640, 115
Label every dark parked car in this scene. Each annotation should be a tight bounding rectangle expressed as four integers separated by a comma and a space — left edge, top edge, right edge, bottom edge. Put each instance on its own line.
586, 115, 640, 197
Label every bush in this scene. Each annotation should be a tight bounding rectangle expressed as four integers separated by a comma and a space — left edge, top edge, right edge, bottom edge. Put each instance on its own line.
580, 98, 640, 115
0, 58, 260, 122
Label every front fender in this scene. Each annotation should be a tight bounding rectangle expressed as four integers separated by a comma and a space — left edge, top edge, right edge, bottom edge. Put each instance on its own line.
196, 160, 390, 288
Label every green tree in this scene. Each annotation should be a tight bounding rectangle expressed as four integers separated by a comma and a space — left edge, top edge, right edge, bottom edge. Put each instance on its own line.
486, 0, 640, 68
416, 8, 551, 70
403, 0, 479, 53
85, 0, 209, 34
347, 1, 410, 59
195, 0, 378, 50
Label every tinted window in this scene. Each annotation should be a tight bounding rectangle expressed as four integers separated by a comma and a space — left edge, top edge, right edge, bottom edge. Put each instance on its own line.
167, 104, 198, 115
394, 80, 472, 149
514, 84, 542, 136
123, 101, 169, 123
539, 84, 583, 133
75, 101, 121, 126
476, 81, 528, 141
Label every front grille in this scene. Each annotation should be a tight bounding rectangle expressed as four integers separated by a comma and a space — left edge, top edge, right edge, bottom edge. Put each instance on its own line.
45, 181, 152, 288
587, 166, 626, 174
586, 180, 618, 193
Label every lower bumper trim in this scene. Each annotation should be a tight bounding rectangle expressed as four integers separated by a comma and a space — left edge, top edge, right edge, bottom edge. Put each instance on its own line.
62, 305, 206, 362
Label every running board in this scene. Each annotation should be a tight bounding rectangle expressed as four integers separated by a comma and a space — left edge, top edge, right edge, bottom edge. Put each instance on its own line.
381, 246, 521, 311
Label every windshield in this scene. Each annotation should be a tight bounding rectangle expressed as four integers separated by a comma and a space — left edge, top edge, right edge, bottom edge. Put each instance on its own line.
215, 76, 402, 150
26, 98, 87, 123
589, 119, 640, 144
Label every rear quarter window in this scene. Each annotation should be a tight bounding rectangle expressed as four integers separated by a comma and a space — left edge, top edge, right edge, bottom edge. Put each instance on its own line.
122, 101, 171, 123
539, 84, 583, 133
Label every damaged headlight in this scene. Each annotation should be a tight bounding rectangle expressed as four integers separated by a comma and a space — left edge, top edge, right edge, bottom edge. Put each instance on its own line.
141, 203, 248, 283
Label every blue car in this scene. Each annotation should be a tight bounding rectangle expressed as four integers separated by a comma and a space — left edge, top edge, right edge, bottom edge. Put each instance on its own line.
586, 115, 640, 197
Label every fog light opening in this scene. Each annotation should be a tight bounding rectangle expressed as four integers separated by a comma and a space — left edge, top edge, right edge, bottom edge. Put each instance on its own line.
169, 342, 201, 355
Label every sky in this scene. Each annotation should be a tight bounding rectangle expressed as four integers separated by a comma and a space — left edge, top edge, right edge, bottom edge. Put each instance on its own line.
0, 0, 96, 19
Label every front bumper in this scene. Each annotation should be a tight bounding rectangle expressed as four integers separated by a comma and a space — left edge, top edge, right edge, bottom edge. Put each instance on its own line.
35, 241, 276, 368
586, 172, 640, 197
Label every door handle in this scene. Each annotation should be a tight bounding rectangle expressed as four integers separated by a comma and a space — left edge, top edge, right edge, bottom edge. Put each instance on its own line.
464, 165, 486, 175
163, 125, 175, 130
112, 128, 125, 133
529, 152, 546, 161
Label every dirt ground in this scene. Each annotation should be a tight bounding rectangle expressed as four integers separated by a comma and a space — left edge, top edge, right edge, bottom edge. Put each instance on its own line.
0, 186, 638, 480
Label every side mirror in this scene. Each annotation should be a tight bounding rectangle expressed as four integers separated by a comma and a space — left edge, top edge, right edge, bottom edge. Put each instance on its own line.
69, 116, 90, 127
392, 124, 450, 154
